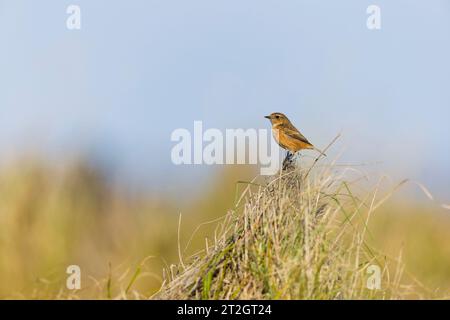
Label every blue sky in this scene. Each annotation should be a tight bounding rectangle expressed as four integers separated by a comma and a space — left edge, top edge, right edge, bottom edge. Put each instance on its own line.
0, 1, 449, 199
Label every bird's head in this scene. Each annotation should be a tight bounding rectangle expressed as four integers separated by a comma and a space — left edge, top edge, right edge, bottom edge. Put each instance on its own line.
264, 112, 290, 127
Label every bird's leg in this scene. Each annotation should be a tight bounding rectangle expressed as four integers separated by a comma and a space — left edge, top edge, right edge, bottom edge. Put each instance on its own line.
282, 151, 294, 171
282, 151, 289, 170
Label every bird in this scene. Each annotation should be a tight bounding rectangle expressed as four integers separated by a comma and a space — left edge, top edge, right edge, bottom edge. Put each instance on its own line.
264, 112, 326, 169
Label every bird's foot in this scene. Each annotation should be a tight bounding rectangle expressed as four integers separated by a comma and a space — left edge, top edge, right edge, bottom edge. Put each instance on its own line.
282, 151, 297, 171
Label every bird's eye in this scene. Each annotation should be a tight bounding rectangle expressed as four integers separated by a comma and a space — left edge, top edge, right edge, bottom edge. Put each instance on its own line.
276, 116, 280, 119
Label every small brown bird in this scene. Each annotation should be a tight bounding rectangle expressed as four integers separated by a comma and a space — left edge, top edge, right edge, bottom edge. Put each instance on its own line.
265, 112, 326, 159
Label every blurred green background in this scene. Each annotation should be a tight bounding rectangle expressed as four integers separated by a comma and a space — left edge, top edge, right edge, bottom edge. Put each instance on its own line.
0, 158, 449, 298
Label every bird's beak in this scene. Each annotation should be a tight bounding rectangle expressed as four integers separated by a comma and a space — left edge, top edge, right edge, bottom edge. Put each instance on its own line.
264, 115, 271, 119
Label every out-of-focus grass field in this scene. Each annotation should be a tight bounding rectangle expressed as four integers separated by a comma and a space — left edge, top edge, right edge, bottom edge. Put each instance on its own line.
370, 204, 450, 296
0, 156, 449, 299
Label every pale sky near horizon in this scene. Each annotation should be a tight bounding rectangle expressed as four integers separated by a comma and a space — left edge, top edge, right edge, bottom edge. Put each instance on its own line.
0, 1, 449, 200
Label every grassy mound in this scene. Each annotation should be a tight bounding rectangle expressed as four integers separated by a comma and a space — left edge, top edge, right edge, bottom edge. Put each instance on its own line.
158, 163, 417, 299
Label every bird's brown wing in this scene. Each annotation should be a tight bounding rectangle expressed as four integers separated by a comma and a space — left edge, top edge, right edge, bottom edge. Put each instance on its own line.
283, 126, 313, 146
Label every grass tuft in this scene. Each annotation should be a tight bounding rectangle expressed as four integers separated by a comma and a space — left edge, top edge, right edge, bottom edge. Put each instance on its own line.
158, 161, 422, 299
